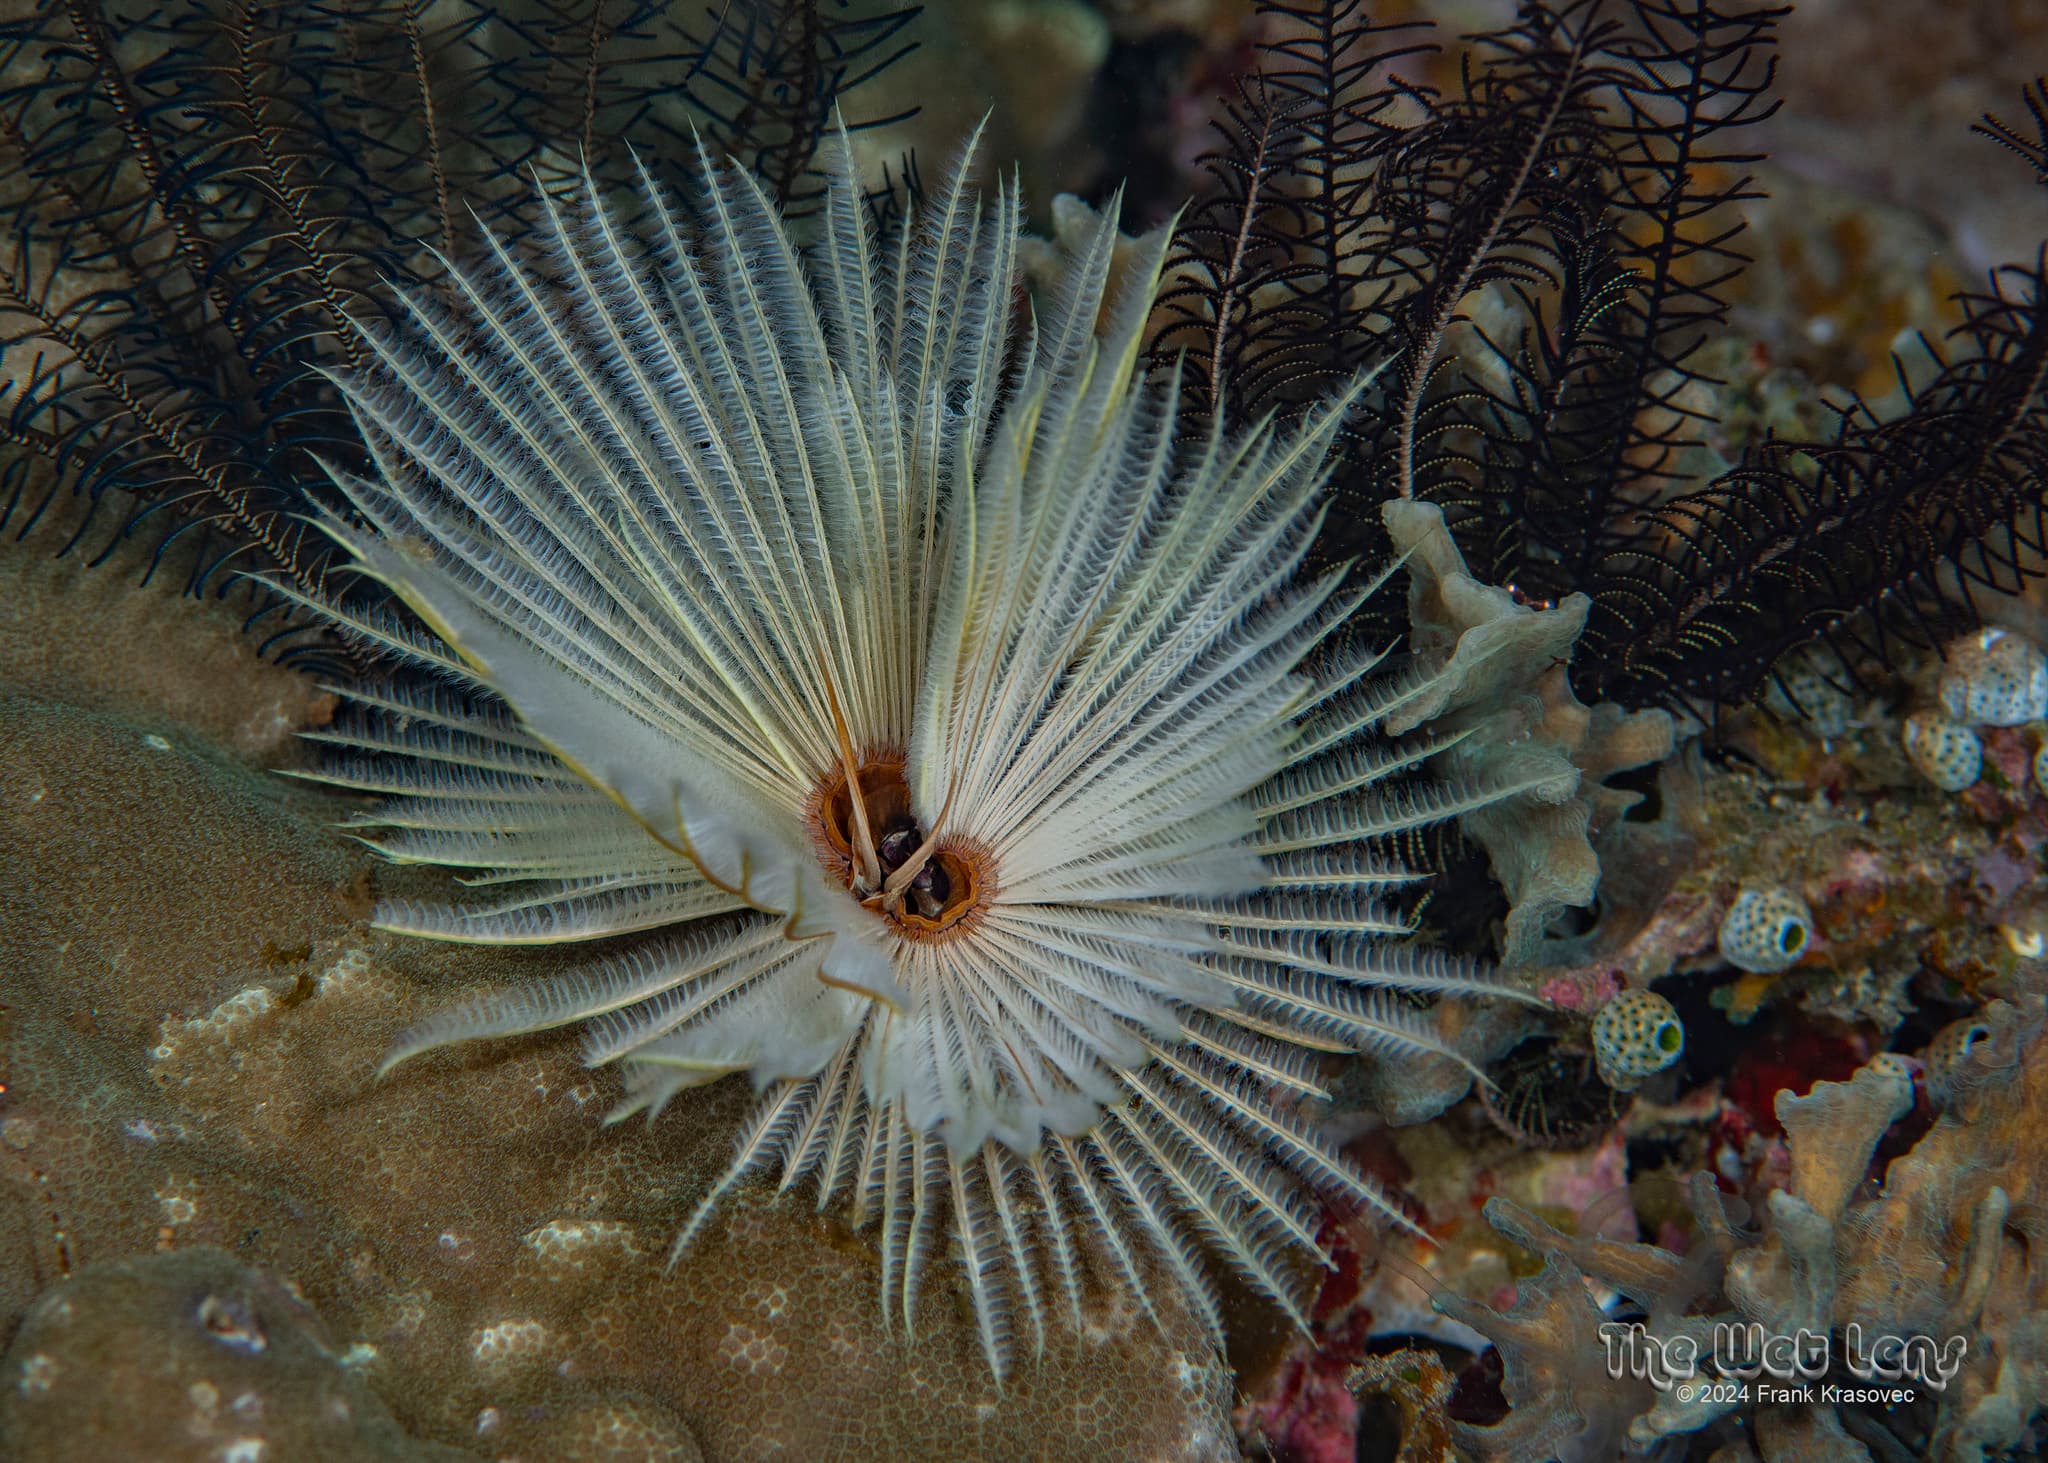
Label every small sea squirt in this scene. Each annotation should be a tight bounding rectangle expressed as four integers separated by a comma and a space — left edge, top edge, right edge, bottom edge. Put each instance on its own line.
1902, 711, 1984, 792
1590, 989, 1684, 1092
1937, 626, 2048, 727
1717, 886, 1815, 975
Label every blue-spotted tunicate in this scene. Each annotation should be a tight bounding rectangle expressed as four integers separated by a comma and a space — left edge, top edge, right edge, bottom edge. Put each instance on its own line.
1902, 711, 1982, 792
1591, 989, 1685, 1091
1937, 627, 2048, 727
1718, 886, 1814, 974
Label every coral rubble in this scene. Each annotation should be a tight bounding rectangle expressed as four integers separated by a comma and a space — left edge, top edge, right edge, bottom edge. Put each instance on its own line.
1446, 1015, 2047, 1462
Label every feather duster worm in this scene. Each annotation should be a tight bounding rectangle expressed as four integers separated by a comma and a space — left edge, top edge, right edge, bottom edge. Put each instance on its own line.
288, 133, 1543, 1377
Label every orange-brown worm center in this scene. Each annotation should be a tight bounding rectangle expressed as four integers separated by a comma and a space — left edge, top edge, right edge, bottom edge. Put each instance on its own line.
804, 749, 994, 942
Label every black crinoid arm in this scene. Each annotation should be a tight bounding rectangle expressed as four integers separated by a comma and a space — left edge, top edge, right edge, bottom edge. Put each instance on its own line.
1153, 0, 1782, 579
1581, 69, 2048, 713
1588, 254, 2048, 711
0, 0, 919, 672
1152, 0, 2048, 721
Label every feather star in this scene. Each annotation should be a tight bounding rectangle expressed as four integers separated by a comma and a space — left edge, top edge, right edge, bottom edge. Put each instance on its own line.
291, 130, 1540, 1378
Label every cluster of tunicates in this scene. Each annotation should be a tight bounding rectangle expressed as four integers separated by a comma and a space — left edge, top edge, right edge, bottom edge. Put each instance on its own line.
1902, 627, 2048, 791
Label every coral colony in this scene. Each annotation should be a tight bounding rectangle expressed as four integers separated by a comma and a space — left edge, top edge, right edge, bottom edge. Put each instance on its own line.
3, 0, 2048, 1460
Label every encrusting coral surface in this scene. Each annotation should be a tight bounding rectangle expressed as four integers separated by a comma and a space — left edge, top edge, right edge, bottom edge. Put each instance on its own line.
0, 517, 1244, 1461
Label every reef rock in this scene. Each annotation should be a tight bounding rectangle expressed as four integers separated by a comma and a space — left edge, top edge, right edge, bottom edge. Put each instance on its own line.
0, 541, 1241, 1460
1443, 1021, 2048, 1462
0, 1247, 473, 1462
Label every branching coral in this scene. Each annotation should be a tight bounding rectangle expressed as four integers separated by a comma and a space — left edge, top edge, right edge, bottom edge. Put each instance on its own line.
1444, 1009, 2048, 1462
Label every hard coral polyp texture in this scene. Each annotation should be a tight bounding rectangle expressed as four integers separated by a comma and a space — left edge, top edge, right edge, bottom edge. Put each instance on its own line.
0, 1248, 472, 1462
0, 585, 1240, 1460
0, 498, 337, 765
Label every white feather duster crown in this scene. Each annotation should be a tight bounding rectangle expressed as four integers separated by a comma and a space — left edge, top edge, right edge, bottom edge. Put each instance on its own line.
294, 131, 1536, 1376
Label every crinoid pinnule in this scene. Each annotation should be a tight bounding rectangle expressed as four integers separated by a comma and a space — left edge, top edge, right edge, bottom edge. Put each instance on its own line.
286, 129, 1545, 1377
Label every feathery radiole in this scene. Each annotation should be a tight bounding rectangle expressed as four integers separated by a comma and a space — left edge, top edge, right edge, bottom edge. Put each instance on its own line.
287, 130, 1541, 1377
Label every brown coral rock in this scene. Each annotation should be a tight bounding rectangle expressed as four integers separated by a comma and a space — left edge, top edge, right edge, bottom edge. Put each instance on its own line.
0, 560, 1241, 1460
0, 1247, 473, 1462
0, 511, 334, 764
